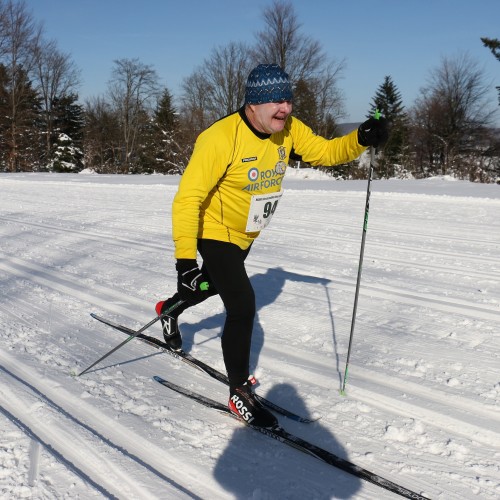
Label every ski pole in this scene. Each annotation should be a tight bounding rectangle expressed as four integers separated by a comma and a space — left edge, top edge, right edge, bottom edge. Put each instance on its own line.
340, 111, 380, 395
78, 299, 185, 376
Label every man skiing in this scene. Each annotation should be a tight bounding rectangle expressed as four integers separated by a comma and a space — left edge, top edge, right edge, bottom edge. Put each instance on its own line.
156, 63, 388, 428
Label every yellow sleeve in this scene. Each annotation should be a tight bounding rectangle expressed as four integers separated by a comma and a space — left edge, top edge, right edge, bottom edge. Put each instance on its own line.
288, 118, 366, 166
172, 126, 232, 259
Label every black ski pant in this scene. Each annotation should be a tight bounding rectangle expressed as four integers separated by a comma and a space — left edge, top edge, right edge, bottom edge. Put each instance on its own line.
177, 239, 255, 390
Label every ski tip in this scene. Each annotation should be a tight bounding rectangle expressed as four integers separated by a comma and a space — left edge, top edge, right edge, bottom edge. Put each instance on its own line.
153, 375, 163, 382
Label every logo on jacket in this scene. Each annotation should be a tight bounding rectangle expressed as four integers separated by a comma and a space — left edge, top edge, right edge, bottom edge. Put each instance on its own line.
248, 167, 259, 181
242, 156, 257, 163
275, 146, 287, 174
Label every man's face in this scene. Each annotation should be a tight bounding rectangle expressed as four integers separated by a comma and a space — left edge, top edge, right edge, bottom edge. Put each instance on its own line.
247, 101, 293, 134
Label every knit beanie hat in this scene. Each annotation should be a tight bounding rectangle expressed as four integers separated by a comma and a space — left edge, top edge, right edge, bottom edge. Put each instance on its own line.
245, 63, 293, 104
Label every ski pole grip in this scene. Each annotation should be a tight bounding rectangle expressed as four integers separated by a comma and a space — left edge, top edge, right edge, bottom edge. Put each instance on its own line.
371, 109, 381, 157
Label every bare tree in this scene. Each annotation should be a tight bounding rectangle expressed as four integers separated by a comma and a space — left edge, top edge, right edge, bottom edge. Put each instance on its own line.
181, 41, 251, 132
108, 58, 160, 170
180, 0, 344, 144
180, 70, 213, 139
252, 0, 346, 135
33, 38, 81, 158
204, 42, 252, 117
252, 0, 323, 80
83, 96, 121, 172
411, 53, 496, 177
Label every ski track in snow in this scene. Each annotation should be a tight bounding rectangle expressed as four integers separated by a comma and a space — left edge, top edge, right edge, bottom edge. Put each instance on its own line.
0, 171, 499, 499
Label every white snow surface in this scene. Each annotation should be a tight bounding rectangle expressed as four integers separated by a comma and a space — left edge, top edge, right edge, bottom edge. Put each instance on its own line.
1, 168, 499, 499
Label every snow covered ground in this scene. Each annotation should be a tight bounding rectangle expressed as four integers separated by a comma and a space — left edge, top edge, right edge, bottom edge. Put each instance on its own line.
0, 165, 499, 499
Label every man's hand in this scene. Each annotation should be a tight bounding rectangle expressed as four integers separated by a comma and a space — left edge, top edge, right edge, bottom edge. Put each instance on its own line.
358, 116, 389, 147
176, 259, 209, 303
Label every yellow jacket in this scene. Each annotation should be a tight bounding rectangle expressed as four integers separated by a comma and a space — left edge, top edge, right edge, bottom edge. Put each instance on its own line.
173, 107, 366, 259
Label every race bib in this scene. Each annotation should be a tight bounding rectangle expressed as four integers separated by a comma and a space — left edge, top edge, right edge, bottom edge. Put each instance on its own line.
245, 191, 284, 232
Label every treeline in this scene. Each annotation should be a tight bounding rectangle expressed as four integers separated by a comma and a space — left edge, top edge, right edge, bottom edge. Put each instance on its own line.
1, 0, 499, 181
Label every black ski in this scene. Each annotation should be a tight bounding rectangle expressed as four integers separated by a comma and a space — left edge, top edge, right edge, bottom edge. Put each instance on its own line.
91, 313, 316, 423
154, 375, 429, 500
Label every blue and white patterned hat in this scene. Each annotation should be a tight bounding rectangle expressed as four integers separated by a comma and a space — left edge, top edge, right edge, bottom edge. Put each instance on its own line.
245, 64, 293, 104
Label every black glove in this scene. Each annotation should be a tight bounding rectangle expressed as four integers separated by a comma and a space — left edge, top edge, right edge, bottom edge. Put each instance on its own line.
176, 259, 210, 303
357, 116, 389, 147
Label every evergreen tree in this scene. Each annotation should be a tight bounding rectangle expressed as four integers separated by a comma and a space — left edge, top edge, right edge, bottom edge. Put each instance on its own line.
293, 79, 318, 131
0, 64, 44, 171
131, 108, 157, 174
155, 87, 177, 131
49, 132, 84, 172
290, 78, 341, 172
481, 37, 500, 105
368, 76, 409, 177
0, 64, 10, 171
147, 87, 184, 174
52, 94, 85, 143
46, 94, 85, 169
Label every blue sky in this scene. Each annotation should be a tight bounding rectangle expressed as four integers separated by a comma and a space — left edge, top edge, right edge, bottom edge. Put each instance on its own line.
25, 0, 500, 124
